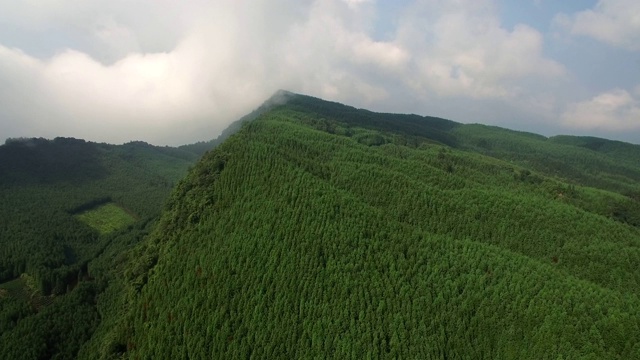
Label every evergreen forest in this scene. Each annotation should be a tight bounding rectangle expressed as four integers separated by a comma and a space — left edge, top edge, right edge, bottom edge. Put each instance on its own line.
0, 137, 202, 358
2, 91, 640, 359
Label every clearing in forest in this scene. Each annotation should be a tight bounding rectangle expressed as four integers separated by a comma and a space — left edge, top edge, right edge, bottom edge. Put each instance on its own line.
0, 277, 28, 300
75, 202, 136, 235
0, 274, 56, 309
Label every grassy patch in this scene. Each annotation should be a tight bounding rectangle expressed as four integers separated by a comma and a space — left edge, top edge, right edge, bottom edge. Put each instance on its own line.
0, 275, 36, 302
0, 274, 56, 310
75, 202, 137, 235
0, 277, 27, 295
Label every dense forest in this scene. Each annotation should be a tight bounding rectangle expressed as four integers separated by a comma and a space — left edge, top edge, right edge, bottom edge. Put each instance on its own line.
3, 91, 640, 358
0, 137, 203, 358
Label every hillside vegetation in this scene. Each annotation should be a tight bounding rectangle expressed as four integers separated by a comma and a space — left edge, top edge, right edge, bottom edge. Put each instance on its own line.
87, 93, 640, 359
0, 137, 201, 359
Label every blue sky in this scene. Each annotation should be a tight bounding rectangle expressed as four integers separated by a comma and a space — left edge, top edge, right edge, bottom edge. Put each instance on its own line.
499, 1, 595, 30
0, 0, 638, 145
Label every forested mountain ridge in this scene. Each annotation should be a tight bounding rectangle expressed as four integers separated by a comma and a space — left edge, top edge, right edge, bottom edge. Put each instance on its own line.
81, 93, 640, 359
284, 92, 640, 195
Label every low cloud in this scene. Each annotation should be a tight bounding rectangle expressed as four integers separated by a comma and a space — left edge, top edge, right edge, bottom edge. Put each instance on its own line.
561, 88, 640, 131
0, 42, 270, 145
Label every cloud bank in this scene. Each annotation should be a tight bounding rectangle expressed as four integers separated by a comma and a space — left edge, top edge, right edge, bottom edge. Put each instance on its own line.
555, 0, 640, 51
562, 88, 640, 132
0, 0, 638, 145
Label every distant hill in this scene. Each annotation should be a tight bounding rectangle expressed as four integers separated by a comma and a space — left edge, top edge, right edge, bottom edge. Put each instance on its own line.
77, 92, 640, 359
0, 137, 200, 358
549, 135, 640, 166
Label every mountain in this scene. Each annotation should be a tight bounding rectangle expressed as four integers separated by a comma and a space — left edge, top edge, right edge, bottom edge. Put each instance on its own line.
79, 92, 639, 359
2, 92, 640, 359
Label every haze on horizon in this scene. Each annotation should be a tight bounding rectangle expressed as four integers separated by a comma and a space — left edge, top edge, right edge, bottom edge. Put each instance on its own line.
0, 0, 638, 146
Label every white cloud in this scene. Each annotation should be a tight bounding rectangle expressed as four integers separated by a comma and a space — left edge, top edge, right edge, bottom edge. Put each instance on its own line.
555, 0, 640, 51
0, 28, 277, 145
0, 0, 212, 62
0, 0, 575, 145
342, 0, 372, 8
561, 88, 640, 131
397, 1, 565, 100
92, 18, 141, 60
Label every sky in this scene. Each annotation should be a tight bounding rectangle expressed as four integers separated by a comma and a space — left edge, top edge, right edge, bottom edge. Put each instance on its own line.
0, 0, 639, 146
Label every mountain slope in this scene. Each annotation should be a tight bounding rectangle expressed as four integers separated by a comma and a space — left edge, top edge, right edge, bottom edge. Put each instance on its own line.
94, 94, 640, 359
